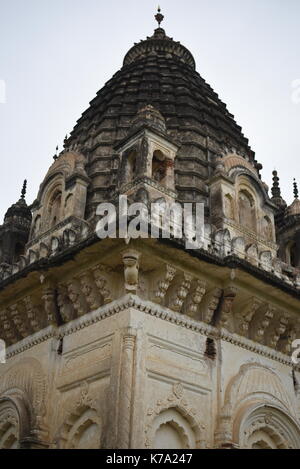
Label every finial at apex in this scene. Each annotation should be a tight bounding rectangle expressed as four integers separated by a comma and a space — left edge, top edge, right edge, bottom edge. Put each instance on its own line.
21, 179, 27, 200
155, 6, 164, 27
294, 178, 299, 199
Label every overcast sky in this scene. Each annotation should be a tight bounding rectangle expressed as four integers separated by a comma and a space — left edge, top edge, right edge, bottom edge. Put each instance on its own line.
0, 0, 299, 218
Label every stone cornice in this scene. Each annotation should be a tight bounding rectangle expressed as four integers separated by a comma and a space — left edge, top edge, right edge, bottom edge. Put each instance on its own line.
5, 295, 299, 368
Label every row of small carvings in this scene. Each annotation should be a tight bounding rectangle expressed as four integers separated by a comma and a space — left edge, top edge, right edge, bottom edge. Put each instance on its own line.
0, 226, 85, 281
0, 263, 115, 345
0, 259, 298, 356
0, 221, 298, 292
205, 228, 300, 288
150, 265, 299, 354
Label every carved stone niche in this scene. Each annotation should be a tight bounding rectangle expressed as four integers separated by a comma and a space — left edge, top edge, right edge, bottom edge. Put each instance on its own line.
245, 244, 259, 266
29, 151, 90, 243
259, 251, 273, 272
231, 237, 246, 259
145, 383, 206, 449
213, 229, 231, 257
116, 106, 179, 202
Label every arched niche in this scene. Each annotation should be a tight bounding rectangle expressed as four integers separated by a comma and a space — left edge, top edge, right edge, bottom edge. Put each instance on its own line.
0, 395, 32, 449
261, 215, 273, 242
0, 358, 47, 444
286, 240, 299, 268
64, 193, 74, 218
0, 401, 19, 449
56, 405, 101, 449
216, 363, 300, 449
31, 215, 41, 240
124, 149, 137, 183
47, 187, 63, 228
30, 151, 89, 239
152, 150, 167, 184
238, 189, 257, 232
236, 404, 300, 449
13, 242, 25, 263
224, 193, 235, 220
152, 409, 195, 449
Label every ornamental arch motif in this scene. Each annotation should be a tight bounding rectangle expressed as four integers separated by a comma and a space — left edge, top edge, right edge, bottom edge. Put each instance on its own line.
0, 398, 21, 449
145, 383, 205, 449
152, 408, 195, 449
56, 405, 102, 449
54, 384, 102, 449
0, 357, 47, 442
55, 404, 102, 449
234, 403, 300, 449
216, 363, 300, 448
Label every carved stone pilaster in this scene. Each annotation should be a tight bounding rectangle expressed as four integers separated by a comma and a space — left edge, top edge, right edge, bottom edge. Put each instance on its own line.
214, 413, 233, 449
117, 327, 137, 449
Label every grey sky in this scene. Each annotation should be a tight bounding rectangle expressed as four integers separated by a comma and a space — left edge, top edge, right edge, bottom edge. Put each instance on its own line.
0, 0, 299, 218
